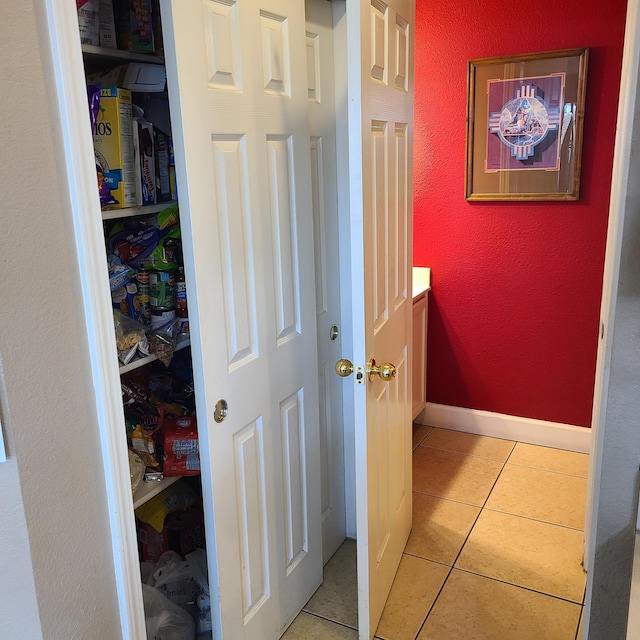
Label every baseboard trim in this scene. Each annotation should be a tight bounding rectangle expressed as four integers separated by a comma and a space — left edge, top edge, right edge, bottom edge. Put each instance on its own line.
418, 403, 591, 454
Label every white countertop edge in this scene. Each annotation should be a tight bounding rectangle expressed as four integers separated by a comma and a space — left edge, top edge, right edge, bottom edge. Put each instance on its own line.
412, 267, 431, 299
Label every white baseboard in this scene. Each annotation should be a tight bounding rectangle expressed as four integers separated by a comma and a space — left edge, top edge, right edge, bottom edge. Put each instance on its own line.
418, 403, 591, 454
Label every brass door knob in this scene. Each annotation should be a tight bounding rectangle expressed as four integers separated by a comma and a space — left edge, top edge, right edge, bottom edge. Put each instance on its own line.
367, 358, 396, 382
335, 359, 354, 377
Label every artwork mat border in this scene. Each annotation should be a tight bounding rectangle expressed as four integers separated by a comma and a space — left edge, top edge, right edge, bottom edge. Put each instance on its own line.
484, 72, 566, 173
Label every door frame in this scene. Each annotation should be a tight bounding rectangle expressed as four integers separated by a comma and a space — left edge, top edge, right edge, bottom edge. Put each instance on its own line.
583, 0, 640, 631
43, 1, 145, 637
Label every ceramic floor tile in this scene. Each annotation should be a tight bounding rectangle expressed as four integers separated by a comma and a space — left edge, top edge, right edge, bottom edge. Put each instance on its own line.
375, 554, 449, 640
485, 464, 587, 530
303, 538, 358, 628
509, 443, 589, 478
455, 510, 586, 602
416, 569, 581, 640
413, 424, 433, 450
405, 493, 480, 565
421, 428, 515, 462
412, 446, 504, 506
282, 612, 358, 639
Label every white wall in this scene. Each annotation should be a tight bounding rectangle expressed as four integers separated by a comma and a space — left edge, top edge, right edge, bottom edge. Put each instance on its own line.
0, 0, 122, 637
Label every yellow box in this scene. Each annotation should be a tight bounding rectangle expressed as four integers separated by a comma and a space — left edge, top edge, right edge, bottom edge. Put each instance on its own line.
93, 87, 136, 209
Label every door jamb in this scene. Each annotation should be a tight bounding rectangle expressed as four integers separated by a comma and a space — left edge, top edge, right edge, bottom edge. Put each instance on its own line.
43, 1, 154, 637
583, 0, 640, 626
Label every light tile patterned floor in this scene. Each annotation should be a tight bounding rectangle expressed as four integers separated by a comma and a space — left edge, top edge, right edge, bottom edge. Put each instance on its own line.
282, 427, 588, 640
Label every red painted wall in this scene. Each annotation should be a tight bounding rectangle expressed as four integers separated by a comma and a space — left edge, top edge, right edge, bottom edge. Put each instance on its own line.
414, 0, 627, 427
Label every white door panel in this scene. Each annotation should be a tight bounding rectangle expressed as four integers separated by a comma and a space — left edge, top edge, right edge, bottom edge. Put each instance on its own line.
346, 0, 415, 637
162, 1, 322, 637
306, 0, 347, 564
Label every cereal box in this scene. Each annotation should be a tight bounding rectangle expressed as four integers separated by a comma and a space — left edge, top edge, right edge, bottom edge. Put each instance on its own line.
114, 0, 154, 53
93, 87, 137, 209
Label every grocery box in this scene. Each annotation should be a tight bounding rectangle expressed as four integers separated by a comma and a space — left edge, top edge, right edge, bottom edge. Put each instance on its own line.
133, 110, 156, 205
77, 0, 99, 45
99, 0, 117, 49
114, 0, 154, 53
93, 87, 137, 209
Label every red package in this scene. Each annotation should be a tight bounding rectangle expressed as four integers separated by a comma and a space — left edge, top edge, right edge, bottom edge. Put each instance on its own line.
163, 416, 200, 476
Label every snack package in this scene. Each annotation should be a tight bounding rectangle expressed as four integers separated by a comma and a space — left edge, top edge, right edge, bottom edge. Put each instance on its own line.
163, 416, 200, 476
129, 449, 146, 496
132, 105, 156, 206
147, 319, 179, 367
108, 254, 133, 291
142, 226, 181, 271
135, 479, 197, 533
108, 222, 161, 269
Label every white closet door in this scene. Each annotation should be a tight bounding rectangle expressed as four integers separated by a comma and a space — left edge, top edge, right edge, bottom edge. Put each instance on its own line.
161, 1, 322, 638
346, 0, 415, 637
305, 0, 346, 565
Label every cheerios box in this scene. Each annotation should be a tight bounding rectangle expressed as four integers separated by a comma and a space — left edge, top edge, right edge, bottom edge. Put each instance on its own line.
93, 86, 137, 209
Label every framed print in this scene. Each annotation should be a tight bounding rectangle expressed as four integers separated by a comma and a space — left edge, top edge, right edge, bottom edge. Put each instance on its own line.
465, 48, 589, 201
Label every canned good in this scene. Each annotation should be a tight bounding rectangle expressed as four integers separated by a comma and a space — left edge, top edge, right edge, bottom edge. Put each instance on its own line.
136, 269, 150, 294
149, 270, 175, 308
150, 306, 176, 330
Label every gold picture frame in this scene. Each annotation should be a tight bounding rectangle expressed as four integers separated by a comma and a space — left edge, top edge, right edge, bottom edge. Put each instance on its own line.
465, 48, 589, 201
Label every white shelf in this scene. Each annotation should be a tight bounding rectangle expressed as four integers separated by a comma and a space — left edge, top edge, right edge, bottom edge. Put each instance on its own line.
133, 475, 180, 510
102, 200, 177, 221
119, 335, 190, 374
82, 44, 164, 66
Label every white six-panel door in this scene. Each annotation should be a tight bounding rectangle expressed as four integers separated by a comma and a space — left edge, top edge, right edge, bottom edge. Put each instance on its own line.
161, 1, 322, 637
347, 0, 415, 637
305, 0, 347, 565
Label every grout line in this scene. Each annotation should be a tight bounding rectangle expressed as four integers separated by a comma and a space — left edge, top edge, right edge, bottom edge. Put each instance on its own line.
411, 488, 484, 509
410, 565, 455, 640
481, 506, 586, 532
504, 461, 589, 479
412, 441, 516, 639
401, 550, 454, 570
574, 605, 584, 640
452, 566, 585, 605
299, 610, 358, 632
415, 442, 515, 463
408, 434, 587, 638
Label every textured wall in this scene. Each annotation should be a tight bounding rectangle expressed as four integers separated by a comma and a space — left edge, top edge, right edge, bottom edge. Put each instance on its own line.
414, 0, 627, 426
0, 0, 121, 637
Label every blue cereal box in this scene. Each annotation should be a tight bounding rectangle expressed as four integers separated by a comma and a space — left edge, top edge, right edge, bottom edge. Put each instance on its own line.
93, 87, 137, 209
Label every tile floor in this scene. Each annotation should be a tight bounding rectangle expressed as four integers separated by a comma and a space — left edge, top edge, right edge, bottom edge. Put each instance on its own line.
282, 426, 589, 640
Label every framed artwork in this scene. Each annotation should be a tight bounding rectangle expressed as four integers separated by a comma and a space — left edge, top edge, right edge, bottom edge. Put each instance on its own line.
465, 48, 589, 201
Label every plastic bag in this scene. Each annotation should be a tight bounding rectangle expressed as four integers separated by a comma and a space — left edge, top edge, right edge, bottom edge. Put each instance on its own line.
147, 319, 179, 367
152, 551, 198, 610
114, 310, 149, 364
186, 548, 212, 634
142, 584, 195, 640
